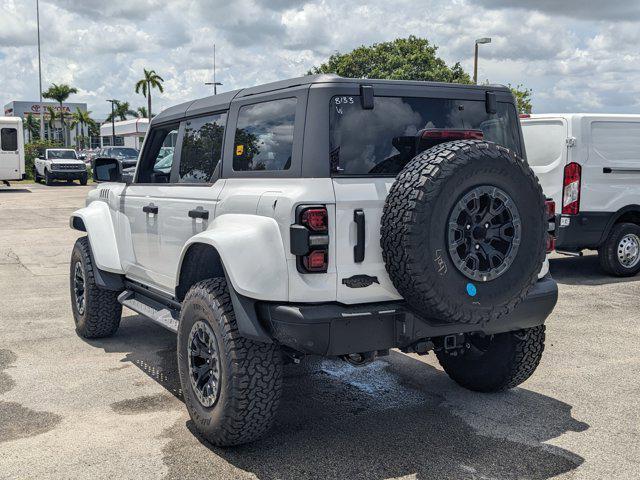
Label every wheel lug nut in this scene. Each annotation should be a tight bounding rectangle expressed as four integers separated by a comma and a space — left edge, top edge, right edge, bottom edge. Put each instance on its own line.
475, 244, 480, 250
466, 224, 471, 230
485, 223, 489, 228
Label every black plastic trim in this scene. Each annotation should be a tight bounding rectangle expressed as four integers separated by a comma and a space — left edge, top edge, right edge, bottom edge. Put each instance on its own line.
258, 275, 558, 356
353, 209, 365, 262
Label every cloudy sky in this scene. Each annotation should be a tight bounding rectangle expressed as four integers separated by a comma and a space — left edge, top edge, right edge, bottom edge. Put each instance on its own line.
1, 0, 639, 119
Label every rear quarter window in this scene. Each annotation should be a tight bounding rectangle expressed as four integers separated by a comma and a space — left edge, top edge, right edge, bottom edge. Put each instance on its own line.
1, 128, 18, 151
591, 121, 640, 165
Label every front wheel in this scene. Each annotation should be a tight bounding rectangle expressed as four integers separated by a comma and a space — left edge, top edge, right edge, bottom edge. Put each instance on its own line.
70, 237, 122, 338
436, 325, 545, 392
598, 223, 640, 277
45, 170, 53, 186
177, 278, 283, 446
80, 174, 88, 186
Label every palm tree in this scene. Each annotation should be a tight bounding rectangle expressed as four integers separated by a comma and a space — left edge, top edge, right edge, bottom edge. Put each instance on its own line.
24, 113, 40, 142
135, 69, 164, 118
42, 83, 78, 146
45, 106, 58, 141
136, 106, 148, 118
105, 101, 137, 122
70, 108, 95, 149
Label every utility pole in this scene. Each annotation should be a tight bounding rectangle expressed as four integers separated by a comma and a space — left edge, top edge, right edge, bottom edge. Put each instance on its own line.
36, 0, 44, 140
106, 99, 117, 146
473, 37, 491, 85
204, 43, 223, 94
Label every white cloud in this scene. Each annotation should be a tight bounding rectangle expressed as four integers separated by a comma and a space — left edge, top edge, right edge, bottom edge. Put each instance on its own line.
0, 0, 639, 118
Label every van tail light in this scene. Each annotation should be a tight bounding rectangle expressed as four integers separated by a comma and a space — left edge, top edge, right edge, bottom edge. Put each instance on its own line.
545, 199, 556, 253
562, 163, 581, 215
291, 206, 329, 273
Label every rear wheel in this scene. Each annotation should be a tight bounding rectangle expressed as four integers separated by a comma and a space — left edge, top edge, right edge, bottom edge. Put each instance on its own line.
599, 223, 640, 276
177, 278, 283, 446
70, 237, 122, 338
436, 325, 545, 392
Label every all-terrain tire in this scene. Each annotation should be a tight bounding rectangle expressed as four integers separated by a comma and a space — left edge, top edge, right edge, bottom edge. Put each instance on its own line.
80, 174, 88, 186
381, 140, 546, 325
436, 325, 545, 392
45, 169, 53, 186
70, 237, 122, 338
598, 223, 640, 277
177, 278, 283, 446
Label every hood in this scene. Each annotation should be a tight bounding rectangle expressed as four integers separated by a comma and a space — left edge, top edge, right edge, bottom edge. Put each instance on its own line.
49, 159, 84, 165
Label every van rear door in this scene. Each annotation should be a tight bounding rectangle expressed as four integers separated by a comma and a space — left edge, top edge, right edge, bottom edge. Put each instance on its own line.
521, 117, 569, 207
0, 124, 22, 181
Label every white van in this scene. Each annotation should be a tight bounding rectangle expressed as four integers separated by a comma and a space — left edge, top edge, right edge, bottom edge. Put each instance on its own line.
0, 117, 25, 185
521, 113, 640, 276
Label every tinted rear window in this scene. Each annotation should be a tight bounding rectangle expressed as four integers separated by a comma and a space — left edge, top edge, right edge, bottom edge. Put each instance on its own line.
330, 96, 521, 175
1, 128, 18, 151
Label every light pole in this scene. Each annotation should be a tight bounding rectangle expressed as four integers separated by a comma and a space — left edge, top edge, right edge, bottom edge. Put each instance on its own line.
473, 37, 491, 85
106, 99, 117, 146
36, 0, 44, 140
205, 43, 223, 94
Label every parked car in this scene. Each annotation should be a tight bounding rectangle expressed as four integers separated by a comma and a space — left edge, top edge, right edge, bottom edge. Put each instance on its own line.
522, 113, 640, 276
34, 148, 88, 185
93, 146, 139, 169
0, 116, 25, 186
71, 75, 557, 446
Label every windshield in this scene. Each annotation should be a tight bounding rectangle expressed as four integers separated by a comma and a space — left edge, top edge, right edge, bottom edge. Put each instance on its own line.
107, 148, 138, 158
48, 150, 77, 160
329, 96, 521, 175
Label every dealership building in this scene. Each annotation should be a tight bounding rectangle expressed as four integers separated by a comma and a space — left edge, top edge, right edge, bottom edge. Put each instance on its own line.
3, 100, 98, 147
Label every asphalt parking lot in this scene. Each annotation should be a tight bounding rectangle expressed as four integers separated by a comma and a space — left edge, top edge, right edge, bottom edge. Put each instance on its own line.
0, 183, 638, 479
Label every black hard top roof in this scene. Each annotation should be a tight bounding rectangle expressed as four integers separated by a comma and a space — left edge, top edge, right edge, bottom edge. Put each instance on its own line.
152, 74, 510, 125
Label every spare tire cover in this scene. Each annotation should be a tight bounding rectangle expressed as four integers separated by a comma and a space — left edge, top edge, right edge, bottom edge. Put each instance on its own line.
380, 140, 546, 325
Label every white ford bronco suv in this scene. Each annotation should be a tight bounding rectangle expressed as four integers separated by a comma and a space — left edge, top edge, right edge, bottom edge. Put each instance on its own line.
35, 148, 88, 185
69, 75, 558, 446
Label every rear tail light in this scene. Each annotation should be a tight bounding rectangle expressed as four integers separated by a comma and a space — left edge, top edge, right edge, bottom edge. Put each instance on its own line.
562, 163, 581, 215
420, 129, 484, 141
519, 114, 531, 119
301, 208, 328, 232
303, 249, 328, 272
292, 206, 329, 273
545, 199, 556, 253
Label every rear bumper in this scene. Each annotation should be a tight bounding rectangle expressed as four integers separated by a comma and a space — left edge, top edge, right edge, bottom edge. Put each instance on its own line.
555, 212, 612, 250
258, 275, 558, 356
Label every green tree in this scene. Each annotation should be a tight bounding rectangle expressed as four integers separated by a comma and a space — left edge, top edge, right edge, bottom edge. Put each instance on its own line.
42, 83, 78, 146
136, 106, 148, 118
45, 105, 58, 141
70, 108, 95, 149
135, 68, 164, 118
308, 36, 472, 84
105, 101, 137, 122
24, 114, 40, 142
509, 84, 533, 114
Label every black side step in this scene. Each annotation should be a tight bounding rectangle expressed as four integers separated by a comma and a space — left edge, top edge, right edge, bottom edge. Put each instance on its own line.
118, 290, 180, 333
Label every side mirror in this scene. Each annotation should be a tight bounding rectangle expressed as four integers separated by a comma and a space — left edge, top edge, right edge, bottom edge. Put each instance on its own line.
93, 157, 127, 183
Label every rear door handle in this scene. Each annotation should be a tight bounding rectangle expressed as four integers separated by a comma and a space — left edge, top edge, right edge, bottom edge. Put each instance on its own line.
142, 204, 158, 214
354, 209, 365, 263
188, 208, 209, 220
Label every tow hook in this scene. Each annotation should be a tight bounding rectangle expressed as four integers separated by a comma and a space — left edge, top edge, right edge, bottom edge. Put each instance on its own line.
443, 334, 467, 356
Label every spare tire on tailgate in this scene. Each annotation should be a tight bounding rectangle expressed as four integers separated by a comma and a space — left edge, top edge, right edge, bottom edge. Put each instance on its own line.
380, 140, 546, 325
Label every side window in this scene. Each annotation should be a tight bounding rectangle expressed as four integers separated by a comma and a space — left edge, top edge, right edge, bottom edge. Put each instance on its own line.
1, 128, 18, 151
178, 113, 226, 183
136, 124, 179, 184
233, 98, 296, 171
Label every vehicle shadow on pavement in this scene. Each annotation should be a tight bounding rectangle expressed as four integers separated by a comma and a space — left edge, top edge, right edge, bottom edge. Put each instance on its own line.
0, 188, 32, 193
85, 316, 588, 480
550, 254, 639, 286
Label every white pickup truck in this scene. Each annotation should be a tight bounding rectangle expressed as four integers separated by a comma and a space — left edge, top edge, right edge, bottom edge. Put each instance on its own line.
35, 148, 88, 185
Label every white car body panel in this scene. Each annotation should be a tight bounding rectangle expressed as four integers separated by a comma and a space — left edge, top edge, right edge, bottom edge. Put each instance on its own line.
0, 117, 25, 181
178, 214, 289, 301
71, 200, 123, 273
522, 113, 640, 214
